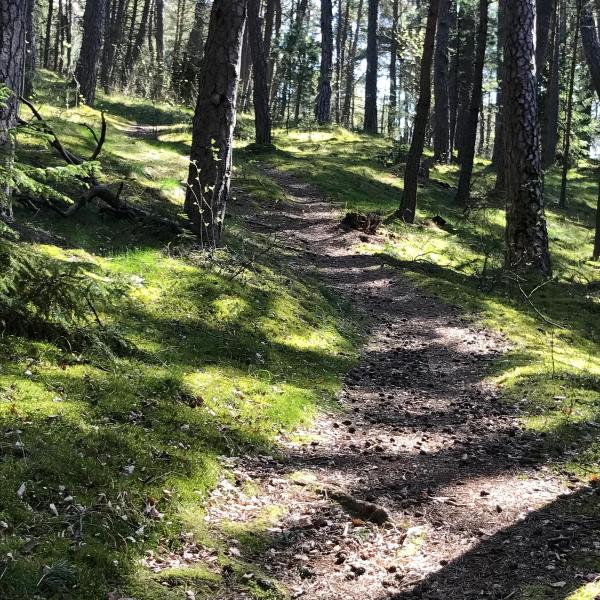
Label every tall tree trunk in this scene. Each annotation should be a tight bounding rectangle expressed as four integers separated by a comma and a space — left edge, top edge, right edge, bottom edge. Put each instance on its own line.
433, 0, 451, 162
342, 0, 363, 127
248, 0, 272, 143
44, 0, 54, 69
594, 178, 600, 259
455, 0, 489, 206
581, 0, 600, 96
448, 0, 459, 156
121, 0, 152, 87
178, 0, 209, 105
388, 0, 399, 136
536, 0, 555, 75
186, 0, 248, 246
363, 0, 379, 132
75, 0, 107, 106
0, 0, 27, 221
559, 2, 581, 209
541, 1, 561, 168
455, 4, 475, 161
53, 0, 62, 72
315, 0, 334, 123
24, 0, 36, 98
335, 0, 349, 123
101, 0, 126, 93
65, 0, 73, 72
154, 0, 164, 92
398, 0, 440, 223
493, 0, 505, 189
504, 0, 552, 276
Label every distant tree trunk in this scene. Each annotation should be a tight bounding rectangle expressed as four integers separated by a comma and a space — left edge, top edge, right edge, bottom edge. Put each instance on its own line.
154, 0, 164, 91
101, 0, 126, 93
65, 0, 73, 72
398, 0, 440, 223
121, 0, 152, 87
335, 0, 349, 123
433, 0, 451, 162
448, 0, 459, 155
315, 0, 334, 123
455, 4, 475, 161
44, 0, 54, 69
53, 0, 62, 73
24, 0, 36, 98
363, 0, 379, 132
455, 0, 489, 206
171, 0, 187, 91
388, 0, 399, 136
186, 0, 248, 246
559, 2, 581, 209
536, 0, 555, 74
542, 2, 561, 168
504, 0, 551, 276
0, 0, 27, 221
594, 178, 600, 259
342, 0, 363, 127
75, 0, 107, 106
247, 0, 272, 143
178, 0, 209, 105
581, 0, 600, 96
492, 0, 505, 189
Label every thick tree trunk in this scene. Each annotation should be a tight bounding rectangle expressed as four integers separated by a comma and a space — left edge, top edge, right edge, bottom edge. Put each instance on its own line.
342, 0, 363, 128
455, 0, 489, 205
433, 0, 451, 162
541, 2, 561, 168
559, 3, 581, 209
178, 0, 209, 104
493, 0, 505, 188
315, 0, 334, 123
398, 0, 440, 223
581, 0, 600, 96
185, 0, 247, 246
455, 4, 475, 162
75, 0, 107, 106
0, 0, 27, 221
504, 0, 552, 276
247, 0, 272, 143
363, 0, 379, 133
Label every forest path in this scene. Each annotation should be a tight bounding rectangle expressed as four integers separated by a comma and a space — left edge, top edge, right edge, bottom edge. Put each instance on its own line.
199, 166, 599, 600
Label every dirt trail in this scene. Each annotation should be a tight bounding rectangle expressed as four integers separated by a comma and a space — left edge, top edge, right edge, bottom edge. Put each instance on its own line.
160, 165, 598, 599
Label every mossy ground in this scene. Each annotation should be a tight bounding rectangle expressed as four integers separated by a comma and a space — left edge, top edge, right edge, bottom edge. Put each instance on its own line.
1, 74, 358, 598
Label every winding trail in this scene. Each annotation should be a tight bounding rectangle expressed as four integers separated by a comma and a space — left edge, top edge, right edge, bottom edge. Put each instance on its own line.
153, 159, 598, 598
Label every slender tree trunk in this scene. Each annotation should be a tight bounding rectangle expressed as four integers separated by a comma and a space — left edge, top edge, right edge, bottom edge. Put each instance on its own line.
433, 0, 451, 162
178, 0, 209, 104
581, 0, 600, 96
53, 0, 62, 72
186, 0, 248, 246
315, 0, 334, 123
74, 0, 107, 106
559, 2, 581, 209
248, 0, 272, 143
594, 178, 600, 259
44, 0, 54, 69
342, 0, 363, 127
154, 0, 164, 92
24, 0, 36, 98
0, 0, 27, 221
542, 2, 561, 168
448, 0, 459, 156
363, 0, 379, 132
493, 0, 505, 188
504, 0, 552, 276
536, 0, 555, 75
65, 0, 72, 72
455, 4, 475, 162
398, 0, 440, 223
455, 0, 489, 206
388, 0, 399, 136
121, 0, 152, 87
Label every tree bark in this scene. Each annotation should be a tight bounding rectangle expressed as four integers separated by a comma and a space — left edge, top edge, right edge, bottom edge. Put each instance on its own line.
247, 0, 272, 143
398, 0, 440, 223
433, 0, 451, 162
178, 0, 209, 104
0, 0, 27, 221
581, 0, 600, 96
559, 2, 581, 209
186, 0, 248, 246
342, 0, 363, 128
455, 4, 475, 161
493, 0, 505, 188
594, 178, 600, 260
536, 0, 555, 75
363, 0, 379, 133
455, 0, 488, 206
24, 0, 36, 98
315, 0, 334, 123
154, 0, 165, 91
43, 0, 54, 69
504, 0, 552, 276
388, 0, 399, 136
121, 0, 152, 88
75, 0, 107, 106
541, 1, 561, 168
